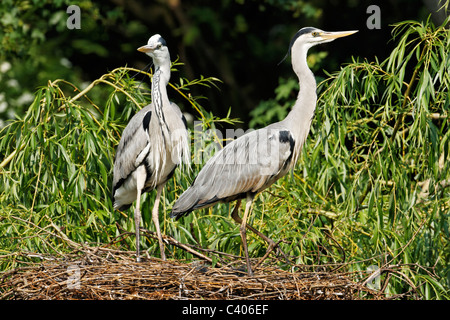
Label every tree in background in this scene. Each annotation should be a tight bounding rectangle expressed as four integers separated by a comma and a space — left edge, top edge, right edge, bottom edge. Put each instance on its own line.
1, 0, 446, 126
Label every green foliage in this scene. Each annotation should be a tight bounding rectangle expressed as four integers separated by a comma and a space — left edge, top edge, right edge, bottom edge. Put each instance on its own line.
320, 17, 450, 298
249, 77, 297, 128
0, 0, 131, 123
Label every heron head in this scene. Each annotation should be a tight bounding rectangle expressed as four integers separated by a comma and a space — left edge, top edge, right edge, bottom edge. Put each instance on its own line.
281, 27, 358, 63
137, 34, 170, 64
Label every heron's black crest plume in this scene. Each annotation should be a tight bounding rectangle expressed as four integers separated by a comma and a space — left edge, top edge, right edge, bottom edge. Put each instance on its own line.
278, 27, 318, 65
158, 36, 167, 47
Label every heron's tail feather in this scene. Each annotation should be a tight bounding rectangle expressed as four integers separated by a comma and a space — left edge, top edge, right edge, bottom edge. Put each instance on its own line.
170, 187, 199, 220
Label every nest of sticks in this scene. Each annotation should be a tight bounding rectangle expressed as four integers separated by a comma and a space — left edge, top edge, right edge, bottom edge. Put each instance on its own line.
1, 258, 377, 300
0, 226, 396, 300
1, 249, 386, 300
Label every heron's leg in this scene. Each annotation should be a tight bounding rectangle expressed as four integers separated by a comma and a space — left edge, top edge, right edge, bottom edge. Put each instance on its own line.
134, 192, 142, 262
230, 199, 242, 223
232, 198, 290, 267
134, 166, 146, 263
239, 194, 255, 277
231, 199, 275, 247
152, 183, 166, 261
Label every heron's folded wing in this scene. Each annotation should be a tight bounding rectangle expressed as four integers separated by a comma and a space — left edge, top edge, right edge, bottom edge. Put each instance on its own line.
112, 106, 152, 194
193, 127, 294, 206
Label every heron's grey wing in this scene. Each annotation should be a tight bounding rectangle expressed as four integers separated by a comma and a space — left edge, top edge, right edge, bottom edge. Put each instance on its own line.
171, 127, 295, 217
169, 102, 188, 129
163, 102, 190, 167
198, 128, 294, 201
112, 105, 152, 199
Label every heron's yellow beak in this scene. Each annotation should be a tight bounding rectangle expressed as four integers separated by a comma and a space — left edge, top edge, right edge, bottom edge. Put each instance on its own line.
321, 30, 358, 40
137, 45, 154, 53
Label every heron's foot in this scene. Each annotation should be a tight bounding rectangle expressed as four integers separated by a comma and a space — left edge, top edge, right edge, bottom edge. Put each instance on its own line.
160, 251, 167, 261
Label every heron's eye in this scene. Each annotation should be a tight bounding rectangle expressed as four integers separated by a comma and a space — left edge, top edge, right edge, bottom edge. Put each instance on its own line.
312, 31, 319, 37
157, 43, 162, 49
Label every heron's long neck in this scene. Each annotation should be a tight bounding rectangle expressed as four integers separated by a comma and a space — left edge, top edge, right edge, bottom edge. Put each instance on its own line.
151, 63, 171, 112
284, 47, 317, 141
151, 62, 171, 139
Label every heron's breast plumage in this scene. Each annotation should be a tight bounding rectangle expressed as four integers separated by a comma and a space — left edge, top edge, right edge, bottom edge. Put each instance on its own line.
112, 102, 189, 210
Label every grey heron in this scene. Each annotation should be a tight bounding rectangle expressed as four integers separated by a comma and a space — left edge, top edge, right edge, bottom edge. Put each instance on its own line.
170, 27, 357, 275
113, 34, 190, 262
